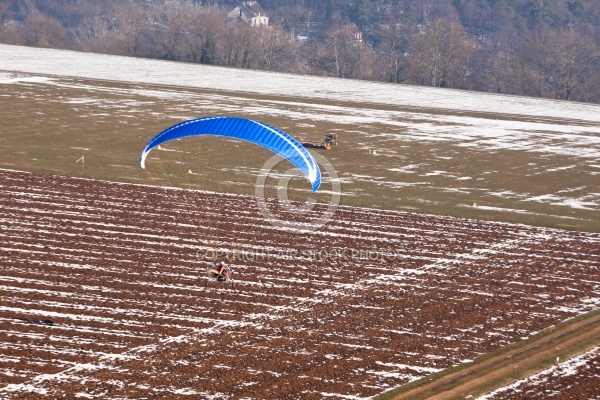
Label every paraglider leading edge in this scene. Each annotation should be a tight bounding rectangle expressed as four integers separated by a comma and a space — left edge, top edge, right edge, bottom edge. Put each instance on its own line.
140, 116, 321, 192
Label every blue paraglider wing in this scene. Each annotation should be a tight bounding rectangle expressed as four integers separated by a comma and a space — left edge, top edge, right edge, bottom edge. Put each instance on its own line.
140, 116, 321, 192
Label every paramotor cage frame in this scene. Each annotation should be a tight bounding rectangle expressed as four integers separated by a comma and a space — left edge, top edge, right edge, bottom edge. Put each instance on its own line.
208, 263, 233, 283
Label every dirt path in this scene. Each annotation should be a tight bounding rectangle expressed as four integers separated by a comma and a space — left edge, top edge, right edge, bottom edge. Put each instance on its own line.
381, 311, 600, 400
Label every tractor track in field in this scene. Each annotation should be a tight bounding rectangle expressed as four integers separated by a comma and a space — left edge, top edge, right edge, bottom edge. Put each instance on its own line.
380, 311, 600, 400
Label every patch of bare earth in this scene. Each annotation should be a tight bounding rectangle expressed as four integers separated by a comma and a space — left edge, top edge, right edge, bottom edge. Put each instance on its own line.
0, 169, 599, 398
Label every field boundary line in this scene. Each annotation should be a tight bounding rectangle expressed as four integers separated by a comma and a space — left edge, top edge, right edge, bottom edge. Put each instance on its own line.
375, 309, 600, 400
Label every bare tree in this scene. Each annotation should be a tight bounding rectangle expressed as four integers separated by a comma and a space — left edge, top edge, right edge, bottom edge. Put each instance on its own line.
407, 18, 474, 88
147, 0, 194, 61
0, 1, 10, 25
509, 45, 545, 98
514, 28, 600, 101
322, 24, 364, 78
375, 23, 409, 83
0, 1, 12, 41
221, 23, 256, 68
71, 15, 113, 52
17, 0, 69, 48
182, 7, 225, 64
111, 0, 152, 57
535, 29, 599, 101
256, 26, 296, 71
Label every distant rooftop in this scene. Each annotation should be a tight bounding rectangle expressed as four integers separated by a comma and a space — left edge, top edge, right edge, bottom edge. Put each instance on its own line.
228, 1, 269, 27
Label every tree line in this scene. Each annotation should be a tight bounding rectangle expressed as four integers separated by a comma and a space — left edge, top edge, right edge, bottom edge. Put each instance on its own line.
1, 0, 599, 103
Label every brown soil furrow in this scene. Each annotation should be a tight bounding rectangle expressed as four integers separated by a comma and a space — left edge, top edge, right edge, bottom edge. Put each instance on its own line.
0, 169, 598, 398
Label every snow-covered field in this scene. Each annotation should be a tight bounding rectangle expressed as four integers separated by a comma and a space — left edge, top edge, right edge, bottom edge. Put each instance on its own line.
1, 44, 599, 121
1, 45, 599, 398
1, 44, 599, 158
1, 44, 599, 231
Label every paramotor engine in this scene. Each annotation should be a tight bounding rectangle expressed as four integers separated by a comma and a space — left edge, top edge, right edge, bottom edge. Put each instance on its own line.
208, 262, 232, 282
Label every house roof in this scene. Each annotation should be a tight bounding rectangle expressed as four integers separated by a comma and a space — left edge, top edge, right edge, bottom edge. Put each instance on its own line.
239, 1, 266, 18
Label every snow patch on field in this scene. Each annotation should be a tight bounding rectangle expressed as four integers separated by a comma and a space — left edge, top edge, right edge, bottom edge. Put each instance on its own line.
477, 347, 600, 399
2, 44, 599, 122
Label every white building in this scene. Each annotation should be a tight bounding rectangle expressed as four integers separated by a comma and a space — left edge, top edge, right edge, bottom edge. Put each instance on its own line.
228, 1, 269, 27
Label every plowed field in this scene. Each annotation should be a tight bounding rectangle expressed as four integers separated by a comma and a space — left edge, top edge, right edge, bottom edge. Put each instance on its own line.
1, 169, 598, 399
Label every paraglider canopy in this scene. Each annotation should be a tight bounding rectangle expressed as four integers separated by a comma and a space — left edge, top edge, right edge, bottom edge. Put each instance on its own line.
140, 116, 321, 192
